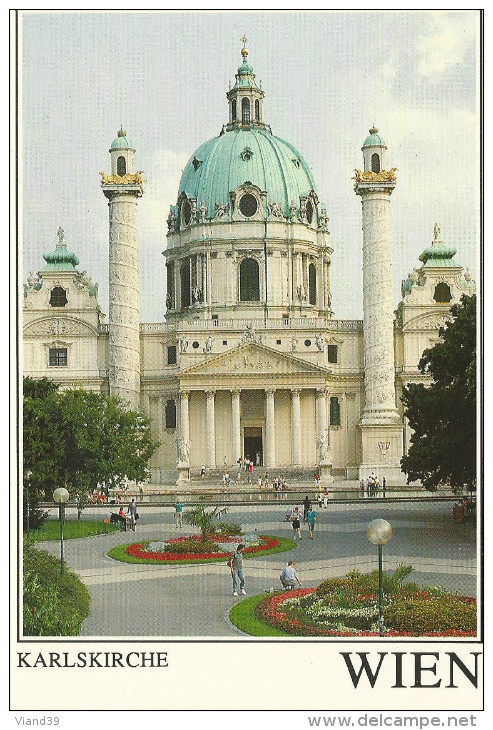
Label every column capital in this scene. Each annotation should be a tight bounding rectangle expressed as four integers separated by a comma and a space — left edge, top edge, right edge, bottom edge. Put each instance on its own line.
265, 388, 276, 395
230, 388, 241, 396
205, 389, 216, 397
179, 389, 190, 399
291, 387, 302, 395
316, 387, 328, 397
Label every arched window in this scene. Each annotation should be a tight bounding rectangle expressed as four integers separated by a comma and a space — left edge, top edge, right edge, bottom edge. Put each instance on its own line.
232, 99, 237, 121
49, 286, 67, 307
117, 156, 126, 176
165, 400, 177, 429
242, 98, 250, 124
371, 153, 380, 173
330, 397, 341, 426
308, 263, 317, 305
180, 261, 191, 308
255, 99, 260, 121
434, 282, 452, 303
239, 258, 260, 302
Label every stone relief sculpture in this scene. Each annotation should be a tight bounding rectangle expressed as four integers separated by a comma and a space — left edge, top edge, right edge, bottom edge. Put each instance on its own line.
179, 337, 189, 354
214, 202, 229, 219
319, 206, 329, 232
176, 437, 190, 465
191, 286, 202, 304
315, 333, 325, 352
167, 209, 177, 232
199, 201, 207, 223
291, 336, 298, 352
267, 202, 283, 219
289, 201, 298, 222
203, 335, 213, 353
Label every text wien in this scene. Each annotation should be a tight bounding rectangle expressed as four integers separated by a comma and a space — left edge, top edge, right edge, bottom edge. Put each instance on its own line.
340, 652, 481, 689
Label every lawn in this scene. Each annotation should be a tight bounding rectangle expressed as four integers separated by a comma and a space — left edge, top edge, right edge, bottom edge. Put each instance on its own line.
230, 594, 291, 637
30, 518, 118, 542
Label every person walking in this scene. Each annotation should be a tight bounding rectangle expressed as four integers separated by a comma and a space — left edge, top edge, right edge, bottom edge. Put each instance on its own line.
323, 487, 329, 509
174, 498, 183, 528
306, 506, 317, 539
229, 543, 246, 596
291, 507, 302, 540
200, 464, 205, 478
279, 560, 302, 590
302, 495, 311, 523
127, 498, 138, 531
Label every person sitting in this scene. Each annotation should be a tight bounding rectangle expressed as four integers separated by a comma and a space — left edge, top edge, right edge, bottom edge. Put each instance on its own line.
280, 561, 302, 590
118, 506, 126, 529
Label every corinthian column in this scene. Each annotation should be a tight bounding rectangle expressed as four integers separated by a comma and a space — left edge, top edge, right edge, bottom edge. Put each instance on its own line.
205, 390, 216, 467
265, 389, 276, 467
231, 389, 241, 463
291, 388, 302, 466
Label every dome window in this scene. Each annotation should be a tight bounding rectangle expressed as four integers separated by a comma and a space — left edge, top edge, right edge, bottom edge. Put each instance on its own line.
180, 261, 191, 307
117, 156, 126, 176
371, 153, 380, 173
308, 263, 317, 305
239, 258, 260, 301
255, 99, 260, 122
434, 282, 452, 303
192, 157, 202, 171
306, 200, 314, 225
239, 193, 258, 218
241, 98, 250, 124
182, 200, 192, 226
232, 100, 237, 121
240, 147, 254, 161
292, 158, 300, 168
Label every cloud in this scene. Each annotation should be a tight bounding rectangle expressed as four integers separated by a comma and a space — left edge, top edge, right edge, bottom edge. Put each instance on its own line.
139, 148, 190, 238
417, 12, 476, 77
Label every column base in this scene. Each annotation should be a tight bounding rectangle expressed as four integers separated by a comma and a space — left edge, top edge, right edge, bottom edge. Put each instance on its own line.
318, 463, 334, 485
359, 421, 405, 486
176, 464, 190, 484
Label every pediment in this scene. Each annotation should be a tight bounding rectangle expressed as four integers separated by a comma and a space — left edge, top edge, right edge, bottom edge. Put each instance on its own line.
402, 311, 452, 332
180, 342, 328, 377
23, 316, 98, 337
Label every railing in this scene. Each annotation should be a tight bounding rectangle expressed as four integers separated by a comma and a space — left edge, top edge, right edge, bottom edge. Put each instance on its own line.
140, 318, 362, 334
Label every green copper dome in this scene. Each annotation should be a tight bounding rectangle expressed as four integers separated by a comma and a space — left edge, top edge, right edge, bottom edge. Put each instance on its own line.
176, 127, 318, 219
110, 128, 134, 151
419, 224, 457, 268
42, 228, 79, 271
362, 126, 386, 148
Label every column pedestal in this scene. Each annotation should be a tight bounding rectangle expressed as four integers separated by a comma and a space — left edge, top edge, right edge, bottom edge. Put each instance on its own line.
358, 423, 405, 486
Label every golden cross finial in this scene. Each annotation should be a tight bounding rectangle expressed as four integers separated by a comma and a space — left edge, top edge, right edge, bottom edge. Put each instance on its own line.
241, 35, 248, 48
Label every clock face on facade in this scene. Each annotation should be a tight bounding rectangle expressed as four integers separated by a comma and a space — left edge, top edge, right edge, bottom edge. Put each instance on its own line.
239, 193, 258, 217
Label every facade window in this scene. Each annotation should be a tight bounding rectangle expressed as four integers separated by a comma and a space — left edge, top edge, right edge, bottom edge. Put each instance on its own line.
212, 314, 219, 326
242, 97, 250, 124
330, 396, 341, 426
165, 400, 177, 429
117, 156, 126, 175
182, 200, 191, 226
239, 258, 260, 301
239, 193, 258, 217
167, 345, 177, 365
327, 344, 338, 363
232, 99, 237, 121
434, 282, 452, 303
180, 261, 191, 308
222, 340, 228, 345
255, 99, 260, 121
276, 339, 282, 345
308, 263, 317, 305
49, 347, 67, 367
371, 153, 380, 173
49, 286, 68, 308
192, 341, 199, 349
304, 339, 311, 347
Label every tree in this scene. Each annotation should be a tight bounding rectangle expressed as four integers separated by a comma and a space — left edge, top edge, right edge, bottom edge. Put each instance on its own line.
184, 505, 228, 542
400, 294, 476, 492
23, 379, 159, 528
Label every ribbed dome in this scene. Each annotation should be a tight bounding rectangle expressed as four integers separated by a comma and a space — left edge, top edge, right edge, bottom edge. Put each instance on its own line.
362, 126, 386, 148
110, 129, 134, 151
177, 127, 318, 218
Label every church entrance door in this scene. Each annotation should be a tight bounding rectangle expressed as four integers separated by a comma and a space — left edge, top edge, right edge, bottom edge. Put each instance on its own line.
243, 427, 263, 466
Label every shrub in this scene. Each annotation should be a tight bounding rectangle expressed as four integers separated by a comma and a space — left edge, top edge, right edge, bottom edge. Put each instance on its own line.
384, 596, 476, 634
23, 543, 90, 636
158, 538, 219, 554
214, 522, 242, 537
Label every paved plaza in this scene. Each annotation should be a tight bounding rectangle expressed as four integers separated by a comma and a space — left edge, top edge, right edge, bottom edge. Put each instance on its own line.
37, 500, 477, 638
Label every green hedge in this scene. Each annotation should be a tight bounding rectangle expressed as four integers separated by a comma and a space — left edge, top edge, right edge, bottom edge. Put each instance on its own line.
23, 543, 90, 636
30, 518, 118, 542
384, 597, 476, 634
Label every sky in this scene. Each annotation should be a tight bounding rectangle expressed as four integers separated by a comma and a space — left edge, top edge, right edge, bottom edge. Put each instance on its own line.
20, 10, 480, 322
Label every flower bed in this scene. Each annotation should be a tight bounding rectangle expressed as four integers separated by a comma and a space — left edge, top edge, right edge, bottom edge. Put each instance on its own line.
253, 585, 477, 638
127, 533, 279, 562
108, 534, 297, 564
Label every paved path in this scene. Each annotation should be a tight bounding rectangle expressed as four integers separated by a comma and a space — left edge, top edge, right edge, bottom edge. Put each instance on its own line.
37, 501, 477, 637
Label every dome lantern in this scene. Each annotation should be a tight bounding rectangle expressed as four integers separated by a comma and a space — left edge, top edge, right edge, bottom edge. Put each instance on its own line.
362, 125, 387, 173
109, 126, 135, 176
226, 37, 267, 132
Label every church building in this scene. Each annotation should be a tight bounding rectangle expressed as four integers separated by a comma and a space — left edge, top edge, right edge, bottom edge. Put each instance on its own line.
22, 41, 476, 487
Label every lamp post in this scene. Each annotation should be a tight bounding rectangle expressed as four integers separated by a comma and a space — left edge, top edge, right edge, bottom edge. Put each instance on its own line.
366, 518, 393, 637
53, 488, 69, 576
